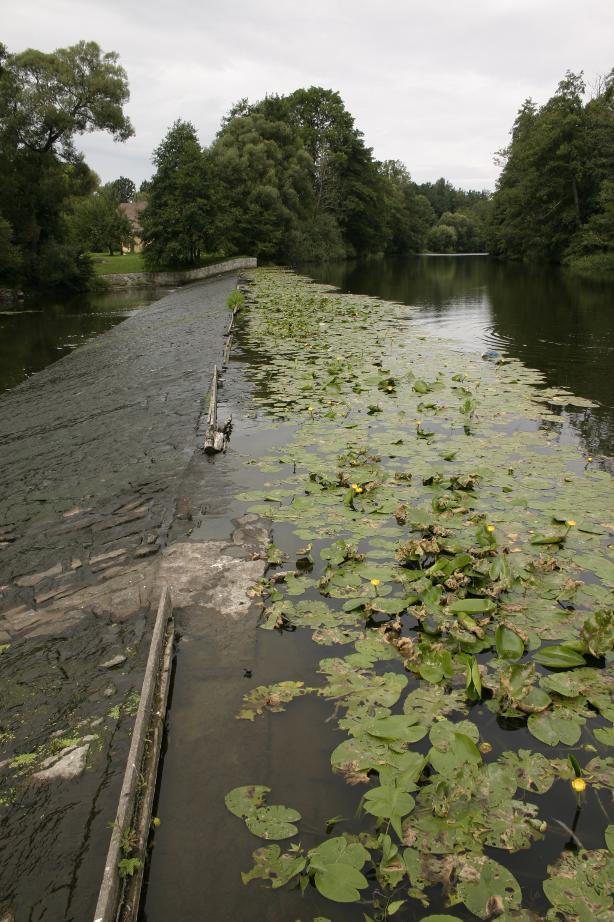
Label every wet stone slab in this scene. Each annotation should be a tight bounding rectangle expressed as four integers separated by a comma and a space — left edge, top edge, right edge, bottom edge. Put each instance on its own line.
0, 274, 241, 921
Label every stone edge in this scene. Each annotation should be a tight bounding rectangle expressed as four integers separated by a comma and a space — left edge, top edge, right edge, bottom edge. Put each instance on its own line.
93, 585, 174, 922
102, 257, 257, 289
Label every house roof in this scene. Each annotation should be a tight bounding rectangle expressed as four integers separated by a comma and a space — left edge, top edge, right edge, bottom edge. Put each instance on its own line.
119, 200, 147, 230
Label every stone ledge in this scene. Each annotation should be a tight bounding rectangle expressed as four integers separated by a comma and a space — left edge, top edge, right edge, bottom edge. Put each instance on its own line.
102, 257, 257, 289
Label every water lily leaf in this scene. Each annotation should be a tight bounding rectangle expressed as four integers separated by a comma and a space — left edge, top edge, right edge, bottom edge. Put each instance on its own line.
580, 608, 614, 657
543, 849, 613, 920
499, 750, 556, 793
533, 645, 586, 669
362, 783, 415, 836
594, 726, 614, 745
606, 825, 614, 854
225, 785, 270, 818
540, 670, 590, 698
245, 804, 301, 840
313, 863, 368, 903
365, 715, 428, 743
448, 598, 495, 614
419, 917, 462, 922
241, 844, 306, 888
370, 596, 416, 615
331, 735, 391, 776
455, 855, 522, 918
237, 681, 309, 720
430, 733, 482, 775
528, 709, 585, 746
530, 533, 565, 545
586, 756, 614, 788
309, 836, 370, 902
430, 718, 480, 747
495, 625, 525, 660
403, 686, 467, 725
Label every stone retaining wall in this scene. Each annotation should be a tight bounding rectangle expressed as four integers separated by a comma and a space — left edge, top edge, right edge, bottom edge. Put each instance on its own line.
102, 256, 257, 288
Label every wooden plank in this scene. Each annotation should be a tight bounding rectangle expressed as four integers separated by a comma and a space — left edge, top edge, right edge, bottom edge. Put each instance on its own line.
203, 365, 218, 454
93, 586, 173, 922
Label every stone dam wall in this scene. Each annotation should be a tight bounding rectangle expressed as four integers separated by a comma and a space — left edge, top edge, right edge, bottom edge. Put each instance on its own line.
102, 256, 257, 289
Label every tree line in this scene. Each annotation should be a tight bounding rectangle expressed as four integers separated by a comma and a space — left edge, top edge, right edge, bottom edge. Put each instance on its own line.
140, 91, 488, 270
1, 39, 611, 290
488, 69, 614, 273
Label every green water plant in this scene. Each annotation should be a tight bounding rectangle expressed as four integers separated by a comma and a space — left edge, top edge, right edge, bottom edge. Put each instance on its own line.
223, 268, 614, 917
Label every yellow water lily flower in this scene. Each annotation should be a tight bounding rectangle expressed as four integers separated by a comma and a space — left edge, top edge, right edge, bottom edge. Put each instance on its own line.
486, 525, 495, 533
571, 777, 586, 793
370, 578, 381, 587
351, 483, 364, 494
566, 520, 576, 527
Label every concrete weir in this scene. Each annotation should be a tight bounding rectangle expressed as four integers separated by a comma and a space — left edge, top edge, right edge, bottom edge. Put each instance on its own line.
0, 266, 263, 921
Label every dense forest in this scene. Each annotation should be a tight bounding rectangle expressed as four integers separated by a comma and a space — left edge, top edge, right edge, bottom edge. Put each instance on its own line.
489, 70, 614, 272
140, 90, 488, 269
0, 40, 612, 289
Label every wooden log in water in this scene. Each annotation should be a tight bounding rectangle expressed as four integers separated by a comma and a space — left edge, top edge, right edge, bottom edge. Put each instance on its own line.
204, 365, 219, 454
222, 334, 232, 368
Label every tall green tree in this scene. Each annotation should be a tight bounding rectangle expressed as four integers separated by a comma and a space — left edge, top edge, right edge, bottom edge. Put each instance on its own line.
141, 120, 214, 268
378, 160, 436, 253
70, 184, 133, 255
108, 176, 136, 203
0, 40, 132, 286
488, 68, 614, 266
211, 110, 313, 261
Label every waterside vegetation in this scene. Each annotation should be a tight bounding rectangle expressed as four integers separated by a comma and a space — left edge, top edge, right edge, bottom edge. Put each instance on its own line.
0, 40, 612, 285
223, 268, 613, 919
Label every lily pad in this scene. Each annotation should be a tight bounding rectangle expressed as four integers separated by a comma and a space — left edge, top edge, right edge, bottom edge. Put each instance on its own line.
533, 645, 586, 669
245, 805, 301, 840
543, 849, 613, 920
225, 785, 270, 818
455, 855, 522, 918
242, 844, 306, 888
308, 837, 370, 903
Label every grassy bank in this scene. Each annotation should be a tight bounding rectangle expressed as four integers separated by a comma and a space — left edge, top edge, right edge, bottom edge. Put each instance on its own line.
224, 268, 613, 919
91, 251, 231, 276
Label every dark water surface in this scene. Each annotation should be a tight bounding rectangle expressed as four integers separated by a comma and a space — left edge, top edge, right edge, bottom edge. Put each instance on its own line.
140, 269, 612, 922
0, 287, 168, 394
302, 256, 614, 458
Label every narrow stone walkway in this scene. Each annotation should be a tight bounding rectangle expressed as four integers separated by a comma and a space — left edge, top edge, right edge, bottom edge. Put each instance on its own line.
0, 274, 238, 922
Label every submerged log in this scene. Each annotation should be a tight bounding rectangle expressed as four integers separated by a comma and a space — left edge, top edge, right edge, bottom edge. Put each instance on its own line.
204, 368, 231, 454
204, 365, 219, 454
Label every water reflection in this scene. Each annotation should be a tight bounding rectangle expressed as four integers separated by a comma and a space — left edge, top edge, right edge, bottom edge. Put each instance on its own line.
0, 287, 168, 395
302, 256, 614, 457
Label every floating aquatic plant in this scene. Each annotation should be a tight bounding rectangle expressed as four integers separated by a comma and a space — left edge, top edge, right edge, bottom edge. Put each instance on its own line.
224, 269, 614, 917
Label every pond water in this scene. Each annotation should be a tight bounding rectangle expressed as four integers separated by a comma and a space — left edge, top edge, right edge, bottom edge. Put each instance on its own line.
142, 268, 613, 922
0, 287, 168, 395
301, 256, 614, 459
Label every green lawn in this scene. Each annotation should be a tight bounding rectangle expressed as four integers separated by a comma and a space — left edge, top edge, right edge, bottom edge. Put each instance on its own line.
91, 252, 145, 275
91, 251, 232, 275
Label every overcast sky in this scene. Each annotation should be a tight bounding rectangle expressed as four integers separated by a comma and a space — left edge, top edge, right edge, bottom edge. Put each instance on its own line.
4, 0, 613, 190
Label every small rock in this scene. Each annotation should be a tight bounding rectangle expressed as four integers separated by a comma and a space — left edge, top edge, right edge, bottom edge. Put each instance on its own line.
38, 746, 77, 770
103, 684, 116, 697
33, 745, 89, 781
99, 654, 126, 669
134, 544, 159, 558
90, 717, 104, 727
